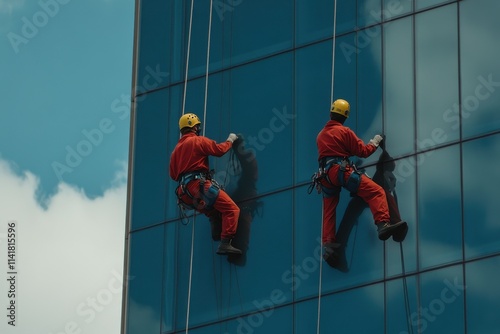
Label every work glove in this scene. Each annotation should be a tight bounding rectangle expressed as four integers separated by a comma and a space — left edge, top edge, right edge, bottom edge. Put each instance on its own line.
226, 133, 238, 143
369, 134, 383, 147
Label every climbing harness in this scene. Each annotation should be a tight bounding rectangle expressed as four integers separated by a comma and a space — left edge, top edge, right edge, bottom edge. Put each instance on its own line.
308, 157, 363, 196
176, 170, 222, 212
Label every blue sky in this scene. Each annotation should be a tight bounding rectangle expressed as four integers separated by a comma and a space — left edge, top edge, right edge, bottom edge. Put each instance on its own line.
0, 0, 133, 199
0, 0, 134, 333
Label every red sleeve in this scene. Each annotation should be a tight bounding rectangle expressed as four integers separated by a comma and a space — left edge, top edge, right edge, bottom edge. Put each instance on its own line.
345, 128, 377, 158
198, 137, 232, 157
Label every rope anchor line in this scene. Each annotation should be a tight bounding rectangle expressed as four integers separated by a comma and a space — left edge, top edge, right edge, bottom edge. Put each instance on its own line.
317, 1, 338, 333
184, 0, 214, 333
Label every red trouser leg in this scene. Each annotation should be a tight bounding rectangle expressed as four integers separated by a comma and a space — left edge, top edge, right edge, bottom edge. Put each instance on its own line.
212, 189, 240, 240
185, 180, 240, 240
322, 194, 339, 244
184, 180, 240, 239
355, 174, 390, 224
320, 165, 343, 244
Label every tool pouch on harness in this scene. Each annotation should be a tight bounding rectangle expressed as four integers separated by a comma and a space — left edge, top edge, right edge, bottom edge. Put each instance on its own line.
338, 160, 362, 194
176, 171, 221, 211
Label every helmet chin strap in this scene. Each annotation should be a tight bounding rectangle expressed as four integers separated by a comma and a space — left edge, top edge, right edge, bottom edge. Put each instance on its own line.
195, 124, 201, 136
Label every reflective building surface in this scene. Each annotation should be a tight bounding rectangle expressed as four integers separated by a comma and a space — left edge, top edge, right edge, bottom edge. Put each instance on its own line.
122, 0, 500, 333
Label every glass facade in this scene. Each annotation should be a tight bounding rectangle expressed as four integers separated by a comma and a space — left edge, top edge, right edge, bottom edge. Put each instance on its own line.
122, 0, 500, 333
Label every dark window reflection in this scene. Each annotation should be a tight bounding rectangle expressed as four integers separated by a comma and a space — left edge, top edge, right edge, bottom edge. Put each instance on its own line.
174, 191, 293, 327
418, 145, 462, 269
131, 90, 169, 230
460, 0, 500, 139
127, 227, 164, 334
463, 134, 500, 259
466, 256, 500, 333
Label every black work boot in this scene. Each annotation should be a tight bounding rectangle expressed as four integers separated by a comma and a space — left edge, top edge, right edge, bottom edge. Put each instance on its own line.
216, 239, 242, 255
377, 221, 406, 241
392, 221, 408, 242
323, 242, 348, 272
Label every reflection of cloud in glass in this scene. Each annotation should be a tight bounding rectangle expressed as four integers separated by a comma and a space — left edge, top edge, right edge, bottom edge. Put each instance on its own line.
460, 0, 500, 137
463, 136, 500, 229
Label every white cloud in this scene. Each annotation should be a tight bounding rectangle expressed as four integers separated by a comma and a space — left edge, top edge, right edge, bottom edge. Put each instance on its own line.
0, 158, 127, 334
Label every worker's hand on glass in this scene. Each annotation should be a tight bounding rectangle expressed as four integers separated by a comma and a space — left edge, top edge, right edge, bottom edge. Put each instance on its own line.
370, 134, 383, 147
227, 133, 238, 143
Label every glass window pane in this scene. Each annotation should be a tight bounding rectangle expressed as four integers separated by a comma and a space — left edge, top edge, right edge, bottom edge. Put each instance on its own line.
174, 191, 293, 329
385, 157, 418, 277
386, 275, 418, 334
416, 4, 459, 149
327, 283, 384, 333
383, 16, 414, 158
418, 265, 465, 334
466, 256, 500, 334
229, 0, 293, 65
357, 25, 382, 167
383, 0, 413, 20
295, 40, 332, 183
418, 145, 462, 269
416, 0, 455, 11
336, 0, 357, 34
463, 134, 500, 259
161, 222, 177, 333
189, 304, 292, 334
228, 53, 293, 194
131, 89, 169, 230
319, 283, 385, 332
295, 0, 334, 46
460, 0, 500, 139
358, 0, 381, 28
126, 226, 164, 334
136, 0, 173, 93
334, 33, 357, 124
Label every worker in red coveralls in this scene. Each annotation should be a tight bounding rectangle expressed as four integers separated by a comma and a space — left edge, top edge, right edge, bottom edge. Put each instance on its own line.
316, 99, 406, 265
170, 113, 241, 255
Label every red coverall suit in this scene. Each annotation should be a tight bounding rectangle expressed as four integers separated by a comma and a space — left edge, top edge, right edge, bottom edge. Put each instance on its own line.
170, 132, 240, 240
317, 120, 390, 244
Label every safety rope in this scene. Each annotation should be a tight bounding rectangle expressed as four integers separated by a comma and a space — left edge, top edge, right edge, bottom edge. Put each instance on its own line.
185, 215, 196, 333
203, 0, 213, 136
318, 2, 338, 333
182, 0, 195, 119
183, 0, 195, 332
185, 1, 215, 332
316, 209, 324, 334
330, 0, 338, 103
399, 242, 413, 334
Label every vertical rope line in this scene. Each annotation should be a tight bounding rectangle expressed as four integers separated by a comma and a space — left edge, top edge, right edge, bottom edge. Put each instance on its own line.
184, 1, 195, 332
185, 215, 196, 334
318, 2, 338, 333
330, 0, 338, 102
203, 0, 213, 136
400, 242, 413, 334
316, 208, 324, 334
182, 0, 195, 117
187, 2, 214, 332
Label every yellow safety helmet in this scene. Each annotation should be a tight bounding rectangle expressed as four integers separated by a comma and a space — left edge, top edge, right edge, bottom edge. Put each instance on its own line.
179, 113, 201, 130
330, 99, 350, 118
